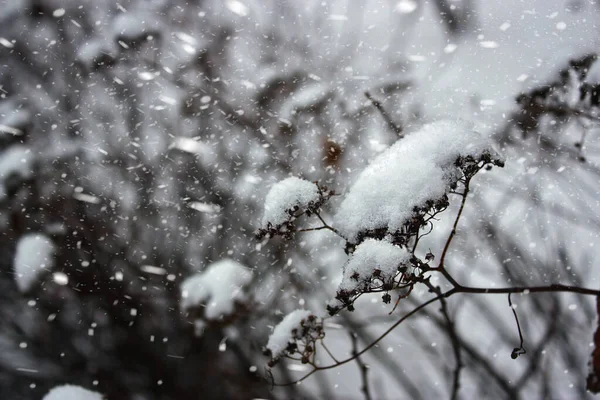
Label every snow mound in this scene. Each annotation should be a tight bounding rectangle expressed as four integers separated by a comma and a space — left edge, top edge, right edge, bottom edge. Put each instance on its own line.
266, 309, 312, 359
0, 145, 34, 200
261, 177, 320, 228
43, 385, 103, 400
339, 238, 411, 294
14, 233, 56, 293
334, 120, 497, 243
180, 259, 253, 320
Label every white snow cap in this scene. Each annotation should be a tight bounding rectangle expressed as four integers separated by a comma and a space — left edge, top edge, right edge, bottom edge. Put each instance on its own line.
261, 177, 320, 227
14, 233, 56, 292
180, 259, 253, 320
339, 239, 410, 294
43, 385, 103, 400
0, 145, 34, 200
334, 120, 496, 242
267, 309, 312, 359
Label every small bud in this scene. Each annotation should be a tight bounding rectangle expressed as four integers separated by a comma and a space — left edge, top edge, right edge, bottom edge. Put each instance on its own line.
382, 293, 391, 304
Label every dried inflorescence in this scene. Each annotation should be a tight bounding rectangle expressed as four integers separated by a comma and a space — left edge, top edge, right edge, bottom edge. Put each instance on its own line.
255, 179, 334, 240
347, 151, 503, 254
264, 311, 324, 367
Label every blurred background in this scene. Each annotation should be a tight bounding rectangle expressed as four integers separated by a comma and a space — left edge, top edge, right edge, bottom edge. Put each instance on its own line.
0, 0, 599, 399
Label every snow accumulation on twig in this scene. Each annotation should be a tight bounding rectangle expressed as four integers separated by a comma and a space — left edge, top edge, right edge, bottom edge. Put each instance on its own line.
180, 259, 253, 322
334, 120, 500, 243
42, 385, 103, 400
0, 145, 34, 201
339, 238, 411, 294
266, 309, 324, 365
261, 177, 321, 228
14, 233, 56, 293
266, 309, 313, 359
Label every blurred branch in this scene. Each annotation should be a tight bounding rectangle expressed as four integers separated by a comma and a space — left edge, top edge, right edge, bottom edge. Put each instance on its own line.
349, 331, 373, 400
364, 91, 403, 137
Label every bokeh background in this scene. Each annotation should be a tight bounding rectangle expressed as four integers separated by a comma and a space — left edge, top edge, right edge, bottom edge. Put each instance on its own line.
1, 0, 599, 399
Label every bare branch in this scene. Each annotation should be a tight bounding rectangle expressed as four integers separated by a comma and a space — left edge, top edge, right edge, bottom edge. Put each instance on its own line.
364, 91, 403, 137
349, 332, 373, 400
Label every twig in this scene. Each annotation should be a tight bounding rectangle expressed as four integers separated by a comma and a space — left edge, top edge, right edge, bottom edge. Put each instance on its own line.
275, 290, 454, 386
320, 339, 339, 363
296, 226, 331, 233
349, 332, 373, 400
457, 284, 600, 297
364, 91, 403, 137
437, 181, 469, 275
315, 211, 345, 239
508, 293, 526, 359
274, 283, 600, 386
389, 284, 414, 315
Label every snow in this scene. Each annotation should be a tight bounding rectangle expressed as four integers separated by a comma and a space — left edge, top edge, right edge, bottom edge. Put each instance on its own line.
42, 385, 103, 400
339, 238, 410, 293
279, 83, 332, 119
14, 233, 56, 292
334, 120, 497, 243
0, 105, 30, 135
0, 145, 34, 200
261, 177, 320, 228
111, 12, 162, 43
586, 58, 600, 85
266, 309, 312, 359
180, 259, 253, 320
77, 39, 117, 68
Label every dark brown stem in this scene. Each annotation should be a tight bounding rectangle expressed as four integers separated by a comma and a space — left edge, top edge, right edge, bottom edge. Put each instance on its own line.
437, 181, 469, 276
456, 284, 600, 296
320, 340, 339, 363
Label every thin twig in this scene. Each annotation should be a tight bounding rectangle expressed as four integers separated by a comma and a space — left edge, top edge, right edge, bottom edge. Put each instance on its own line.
457, 284, 600, 296
315, 211, 345, 239
437, 181, 469, 275
320, 339, 339, 363
365, 91, 403, 137
274, 283, 600, 386
296, 226, 330, 233
508, 293, 526, 359
349, 332, 373, 400
275, 290, 453, 386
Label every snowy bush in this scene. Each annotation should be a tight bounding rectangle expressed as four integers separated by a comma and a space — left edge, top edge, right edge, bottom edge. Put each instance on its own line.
13, 233, 56, 293
265, 310, 324, 367
180, 259, 254, 335
42, 385, 103, 400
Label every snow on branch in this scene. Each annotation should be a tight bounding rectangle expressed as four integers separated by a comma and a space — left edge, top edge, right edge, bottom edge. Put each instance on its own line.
180, 259, 253, 335
334, 120, 503, 245
0, 145, 34, 201
42, 385, 103, 400
14, 233, 56, 293
329, 239, 411, 314
265, 309, 324, 366
256, 177, 333, 240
